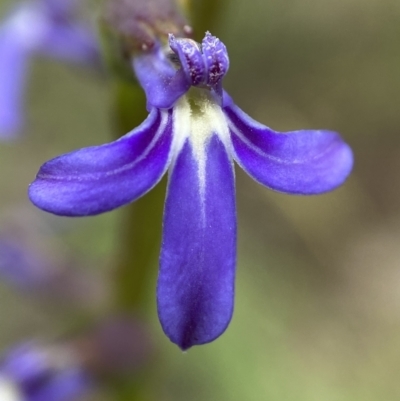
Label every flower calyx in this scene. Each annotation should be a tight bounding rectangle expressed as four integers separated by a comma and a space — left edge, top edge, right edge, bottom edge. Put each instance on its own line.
102, 0, 190, 53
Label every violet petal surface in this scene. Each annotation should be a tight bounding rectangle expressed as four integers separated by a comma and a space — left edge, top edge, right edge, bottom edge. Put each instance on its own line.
158, 136, 236, 350
29, 109, 173, 216
133, 46, 190, 110
224, 96, 353, 194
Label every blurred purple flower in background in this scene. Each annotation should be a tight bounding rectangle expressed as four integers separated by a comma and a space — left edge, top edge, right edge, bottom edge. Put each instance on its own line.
0, 237, 53, 290
0, 209, 107, 309
0, 233, 108, 308
0, 343, 90, 401
29, 32, 353, 350
0, 0, 100, 139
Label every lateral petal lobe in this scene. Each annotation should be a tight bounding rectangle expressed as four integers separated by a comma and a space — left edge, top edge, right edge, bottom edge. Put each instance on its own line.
29, 109, 173, 216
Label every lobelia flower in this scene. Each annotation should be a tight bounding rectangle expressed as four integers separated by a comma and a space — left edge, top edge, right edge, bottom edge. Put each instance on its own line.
0, 343, 90, 401
0, 0, 100, 138
29, 32, 353, 350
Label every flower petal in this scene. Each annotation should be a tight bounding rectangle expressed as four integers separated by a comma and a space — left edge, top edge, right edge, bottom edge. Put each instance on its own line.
169, 34, 206, 86
0, 28, 30, 138
29, 109, 173, 216
133, 46, 190, 109
158, 135, 236, 350
224, 96, 353, 194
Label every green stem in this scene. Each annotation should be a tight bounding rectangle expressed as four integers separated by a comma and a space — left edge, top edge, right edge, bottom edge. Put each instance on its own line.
113, 177, 166, 311
110, 80, 164, 401
112, 79, 147, 137
111, 79, 165, 313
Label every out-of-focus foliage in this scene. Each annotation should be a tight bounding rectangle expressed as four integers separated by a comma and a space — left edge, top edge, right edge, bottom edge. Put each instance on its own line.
0, 0, 400, 400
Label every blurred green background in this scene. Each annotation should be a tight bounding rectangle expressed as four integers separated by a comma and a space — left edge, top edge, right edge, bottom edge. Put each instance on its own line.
1, 0, 400, 400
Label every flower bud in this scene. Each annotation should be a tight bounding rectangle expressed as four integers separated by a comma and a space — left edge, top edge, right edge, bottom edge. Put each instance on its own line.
102, 0, 190, 52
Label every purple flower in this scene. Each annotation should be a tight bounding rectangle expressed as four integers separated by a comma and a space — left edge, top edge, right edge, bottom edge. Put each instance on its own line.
0, 343, 89, 401
0, 0, 100, 138
29, 32, 353, 350
0, 237, 53, 289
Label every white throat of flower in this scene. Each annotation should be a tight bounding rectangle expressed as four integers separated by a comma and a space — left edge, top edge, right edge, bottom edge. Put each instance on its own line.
0, 376, 23, 401
171, 88, 231, 216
